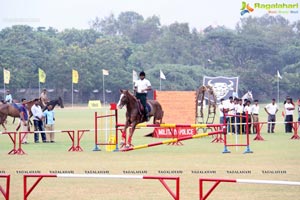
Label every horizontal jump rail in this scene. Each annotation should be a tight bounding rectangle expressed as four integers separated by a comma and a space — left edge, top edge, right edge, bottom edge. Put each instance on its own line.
199, 177, 300, 200
123, 130, 223, 152
117, 123, 224, 128
23, 174, 179, 200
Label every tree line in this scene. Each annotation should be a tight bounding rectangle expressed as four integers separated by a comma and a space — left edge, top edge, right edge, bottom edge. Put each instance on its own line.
0, 11, 299, 103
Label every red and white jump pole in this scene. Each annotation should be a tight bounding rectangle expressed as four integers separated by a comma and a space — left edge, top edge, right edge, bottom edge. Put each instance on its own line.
199, 177, 300, 200
0, 174, 10, 200
23, 174, 179, 200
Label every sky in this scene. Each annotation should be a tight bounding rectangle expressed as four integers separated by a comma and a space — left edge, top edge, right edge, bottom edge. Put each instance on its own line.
0, 0, 299, 31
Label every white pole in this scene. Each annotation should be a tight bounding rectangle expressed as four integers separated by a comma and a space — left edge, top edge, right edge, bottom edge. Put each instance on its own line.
103, 73, 105, 106
160, 77, 161, 91
72, 82, 73, 108
277, 77, 279, 105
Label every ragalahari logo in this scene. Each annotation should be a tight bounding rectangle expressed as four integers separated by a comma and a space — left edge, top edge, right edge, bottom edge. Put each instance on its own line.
241, 1, 254, 15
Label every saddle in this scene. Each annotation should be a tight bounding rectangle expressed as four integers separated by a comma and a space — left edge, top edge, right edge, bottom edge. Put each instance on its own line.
136, 100, 151, 116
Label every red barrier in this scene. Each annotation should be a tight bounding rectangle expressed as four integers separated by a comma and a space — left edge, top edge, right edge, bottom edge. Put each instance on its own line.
62, 130, 89, 151
23, 174, 179, 200
0, 174, 10, 200
199, 177, 300, 200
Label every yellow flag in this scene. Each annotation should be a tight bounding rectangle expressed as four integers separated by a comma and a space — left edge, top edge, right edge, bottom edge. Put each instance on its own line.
3, 69, 10, 84
38, 68, 46, 83
72, 69, 79, 84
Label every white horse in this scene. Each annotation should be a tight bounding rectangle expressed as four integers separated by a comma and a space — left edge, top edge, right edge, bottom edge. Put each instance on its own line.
241, 91, 253, 103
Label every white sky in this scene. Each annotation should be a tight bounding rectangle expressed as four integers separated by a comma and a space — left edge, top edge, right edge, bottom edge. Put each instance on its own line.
0, 0, 299, 31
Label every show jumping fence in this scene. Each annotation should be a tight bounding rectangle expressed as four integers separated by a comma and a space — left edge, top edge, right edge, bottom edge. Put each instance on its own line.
23, 174, 180, 200
199, 177, 300, 200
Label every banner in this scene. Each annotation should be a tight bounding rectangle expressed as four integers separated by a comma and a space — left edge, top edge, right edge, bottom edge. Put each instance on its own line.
38, 68, 46, 83
3, 69, 10, 84
102, 69, 109, 76
72, 69, 79, 84
203, 76, 239, 101
88, 100, 102, 109
277, 70, 282, 79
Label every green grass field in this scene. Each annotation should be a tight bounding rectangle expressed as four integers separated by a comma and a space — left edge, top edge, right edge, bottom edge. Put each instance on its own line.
1, 105, 300, 200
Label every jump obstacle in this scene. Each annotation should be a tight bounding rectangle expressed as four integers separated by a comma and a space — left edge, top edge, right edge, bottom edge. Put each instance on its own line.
0, 174, 10, 200
93, 103, 256, 153
199, 177, 300, 200
23, 174, 179, 200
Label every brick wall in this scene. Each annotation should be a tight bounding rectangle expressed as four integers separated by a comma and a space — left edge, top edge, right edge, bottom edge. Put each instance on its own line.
155, 91, 196, 124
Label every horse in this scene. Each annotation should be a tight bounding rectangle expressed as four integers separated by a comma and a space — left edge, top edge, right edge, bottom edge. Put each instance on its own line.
40, 96, 64, 111
0, 99, 36, 131
241, 91, 253, 103
117, 89, 164, 148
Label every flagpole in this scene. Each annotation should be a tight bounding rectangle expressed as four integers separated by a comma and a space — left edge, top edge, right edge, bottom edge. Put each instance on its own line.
72, 82, 73, 107
277, 76, 279, 105
103, 73, 105, 106
159, 77, 161, 91
3, 69, 5, 99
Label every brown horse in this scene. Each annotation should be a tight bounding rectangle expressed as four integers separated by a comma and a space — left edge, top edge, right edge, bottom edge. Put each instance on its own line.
0, 100, 36, 131
117, 89, 164, 148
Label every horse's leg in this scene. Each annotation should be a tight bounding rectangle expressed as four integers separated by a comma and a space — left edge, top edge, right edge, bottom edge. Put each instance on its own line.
127, 122, 137, 147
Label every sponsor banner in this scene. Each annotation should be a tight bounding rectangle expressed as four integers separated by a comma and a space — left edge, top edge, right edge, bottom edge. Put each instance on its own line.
88, 100, 102, 109
153, 127, 197, 138
203, 76, 239, 101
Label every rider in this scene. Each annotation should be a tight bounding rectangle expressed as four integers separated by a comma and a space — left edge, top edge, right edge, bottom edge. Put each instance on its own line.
5, 90, 13, 103
40, 88, 49, 108
134, 71, 152, 121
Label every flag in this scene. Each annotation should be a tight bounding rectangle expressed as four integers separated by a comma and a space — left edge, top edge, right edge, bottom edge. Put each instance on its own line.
277, 70, 282, 79
38, 68, 46, 83
132, 70, 138, 82
102, 69, 109, 76
3, 69, 10, 84
160, 69, 166, 80
72, 69, 79, 84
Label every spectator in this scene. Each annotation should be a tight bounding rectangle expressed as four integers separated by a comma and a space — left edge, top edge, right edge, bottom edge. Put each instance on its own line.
219, 98, 228, 124
235, 99, 244, 134
264, 98, 278, 133
251, 100, 260, 134
31, 98, 46, 143
43, 104, 55, 143
227, 96, 235, 133
284, 97, 295, 133
19, 98, 29, 144
244, 100, 252, 134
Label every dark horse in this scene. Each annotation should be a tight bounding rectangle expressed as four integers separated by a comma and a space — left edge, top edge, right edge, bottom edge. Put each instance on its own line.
40, 96, 64, 111
117, 89, 164, 148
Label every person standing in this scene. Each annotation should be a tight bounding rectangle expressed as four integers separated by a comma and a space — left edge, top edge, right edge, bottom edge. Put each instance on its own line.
264, 98, 278, 133
134, 71, 152, 121
219, 98, 228, 124
235, 98, 244, 134
31, 98, 46, 143
43, 104, 55, 143
227, 96, 235, 133
243, 100, 252, 134
5, 90, 13, 103
284, 97, 295, 133
19, 98, 29, 144
251, 99, 260, 134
